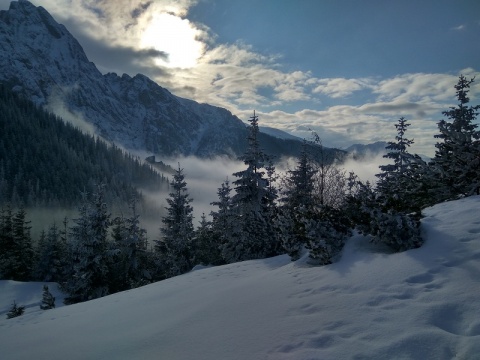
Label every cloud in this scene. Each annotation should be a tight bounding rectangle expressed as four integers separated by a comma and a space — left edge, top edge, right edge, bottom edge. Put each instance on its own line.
451, 24, 466, 31
313, 78, 372, 98
46, 86, 96, 136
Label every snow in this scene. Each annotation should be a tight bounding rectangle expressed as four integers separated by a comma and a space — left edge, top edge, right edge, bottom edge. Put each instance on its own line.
1, 196, 480, 359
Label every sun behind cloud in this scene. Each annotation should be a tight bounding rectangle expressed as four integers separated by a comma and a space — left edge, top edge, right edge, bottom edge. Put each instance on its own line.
140, 12, 204, 69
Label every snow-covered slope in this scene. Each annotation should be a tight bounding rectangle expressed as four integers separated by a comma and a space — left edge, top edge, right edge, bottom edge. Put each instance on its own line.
1, 196, 479, 359
0, 0, 328, 159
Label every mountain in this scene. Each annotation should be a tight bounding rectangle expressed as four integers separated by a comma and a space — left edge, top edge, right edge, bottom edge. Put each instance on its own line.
0, 84, 167, 208
0, 0, 342, 160
1, 196, 480, 359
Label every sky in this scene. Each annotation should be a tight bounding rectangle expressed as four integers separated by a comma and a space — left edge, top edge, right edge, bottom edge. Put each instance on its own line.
2, 0, 480, 155
2, 195, 480, 359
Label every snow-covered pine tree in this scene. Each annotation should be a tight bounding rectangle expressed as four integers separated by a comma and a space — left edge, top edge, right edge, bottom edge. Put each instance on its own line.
432, 75, 480, 200
34, 222, 67, 282
6, 301, 25, 319
110, 195, 149, 291
303, 205, 351, 265
40, 285, 55, 310
226, 111, 279, 263
0, 206, 34, 281
193, 213, 222, 266
63, 185, 111, 304
210, 179, 234, 263
376, 117, 427, 213
155, 164, 195, 278
0, 205, 14, 279
276, 141, 317, 260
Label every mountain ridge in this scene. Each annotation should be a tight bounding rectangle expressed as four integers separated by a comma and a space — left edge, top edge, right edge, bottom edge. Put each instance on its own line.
0, 0, 344, 160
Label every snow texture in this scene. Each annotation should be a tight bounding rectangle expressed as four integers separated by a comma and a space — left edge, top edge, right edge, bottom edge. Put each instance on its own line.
1, 196, 480, 359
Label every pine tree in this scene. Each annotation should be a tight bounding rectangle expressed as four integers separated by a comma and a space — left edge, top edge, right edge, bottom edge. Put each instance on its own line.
193, 213, 222, 266
0, 205, 14, 279
40, 285, 55, 310
155, 164, 195, 278
376, 117, 427, 213
433, 75, 480, 199
276, 141, 317, 260
0, 206, 34, 280
35, 223, 67, 282
110, 195, 149, 291
226, 111, 279, 263
6, 301, 25, 319
63, 185, 111, 304
210, 179, 234, 263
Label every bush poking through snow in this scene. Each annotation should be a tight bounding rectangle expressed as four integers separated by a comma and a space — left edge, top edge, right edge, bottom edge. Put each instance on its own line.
6, 301, 25, 319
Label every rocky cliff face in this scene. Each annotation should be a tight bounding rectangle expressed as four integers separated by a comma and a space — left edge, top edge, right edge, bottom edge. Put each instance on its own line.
0, 1, 341, 160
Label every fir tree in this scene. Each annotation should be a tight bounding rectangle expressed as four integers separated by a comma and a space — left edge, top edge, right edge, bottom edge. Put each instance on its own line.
0, 206, 34, 280
210, 179, 234, 263
193, 213, 222, 266
155, 164, 195, 278
432, 75, 480, 199
276, 141, 317, 260
226, 111, 279, 263
376, 117, 427, 213
6, 301, 25, 319
40, 285, 55, 310
35, 222, 67, 282
63, 185, 111, 304
110, 195, 149, 291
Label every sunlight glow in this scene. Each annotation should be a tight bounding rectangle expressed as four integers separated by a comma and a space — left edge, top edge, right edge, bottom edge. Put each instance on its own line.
140, 12, 204, 69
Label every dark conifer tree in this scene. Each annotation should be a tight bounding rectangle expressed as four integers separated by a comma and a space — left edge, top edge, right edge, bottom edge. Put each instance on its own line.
35, 222, 67, 282
6, 301, 25, 319
210, 179, 234, 262
40, 285, 56, 310
193, 213, 222, 266
432, 75, 480, 199
276, 141, 317, 260
0, 206, 34, 280
376, 117, 427, 213
155, 165, 195, 278
63, 185, 111, 303
226, 111, 279, 263
110, 195, 149, 291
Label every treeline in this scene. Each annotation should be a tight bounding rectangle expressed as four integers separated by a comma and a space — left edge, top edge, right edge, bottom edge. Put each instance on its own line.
0, 75, 478, 306
0, 85, 168, 208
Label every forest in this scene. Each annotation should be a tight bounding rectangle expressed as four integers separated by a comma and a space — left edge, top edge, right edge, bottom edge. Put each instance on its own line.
0, 75, 479, 305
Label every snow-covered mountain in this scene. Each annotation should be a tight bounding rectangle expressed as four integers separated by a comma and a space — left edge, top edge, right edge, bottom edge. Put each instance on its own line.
1, 196, 479, 359
0, 0, 333, 159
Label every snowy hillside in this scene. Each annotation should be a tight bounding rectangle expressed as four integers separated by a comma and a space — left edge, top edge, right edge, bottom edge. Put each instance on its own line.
1, 196, 480, 359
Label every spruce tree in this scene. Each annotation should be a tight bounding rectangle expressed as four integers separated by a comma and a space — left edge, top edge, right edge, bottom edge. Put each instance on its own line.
6, 301, 25, 319
433, 75, 480, 199
226, 111, 279, 263
193, 213, 222, 266
110, 195, 149, 291
35, 223, 67, 282
0, 206, 34, 280
210, 179, 234, 263
40, 285, 56, 310
63, 185, 111, 304
276, 141, 317, 260
376, 117, 427, 213
155, 164, 195, 278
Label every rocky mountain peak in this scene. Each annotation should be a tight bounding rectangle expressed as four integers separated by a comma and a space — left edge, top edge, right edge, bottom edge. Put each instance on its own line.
0, 1, 342, 160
